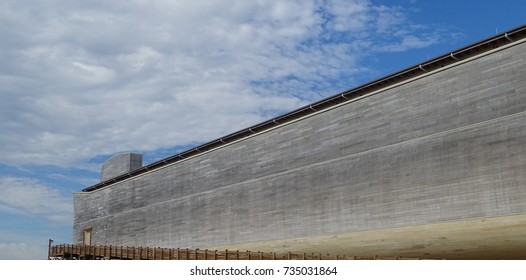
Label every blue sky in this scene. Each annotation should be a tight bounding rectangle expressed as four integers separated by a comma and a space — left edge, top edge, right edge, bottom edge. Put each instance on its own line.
0, 0, 524, 260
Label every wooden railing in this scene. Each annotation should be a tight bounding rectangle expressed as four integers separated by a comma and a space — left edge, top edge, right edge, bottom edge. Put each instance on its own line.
49, 244, 413, 260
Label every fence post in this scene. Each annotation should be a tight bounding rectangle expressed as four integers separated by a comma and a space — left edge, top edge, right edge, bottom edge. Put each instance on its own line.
47, 239, 53, 259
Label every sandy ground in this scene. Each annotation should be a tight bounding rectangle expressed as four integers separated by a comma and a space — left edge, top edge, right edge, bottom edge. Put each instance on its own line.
208, 213, 526, 259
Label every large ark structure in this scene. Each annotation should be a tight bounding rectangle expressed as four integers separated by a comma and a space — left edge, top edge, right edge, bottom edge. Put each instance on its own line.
74, 25, 526, 259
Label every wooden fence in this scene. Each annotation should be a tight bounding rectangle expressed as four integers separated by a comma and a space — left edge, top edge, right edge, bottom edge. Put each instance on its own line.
49, 244, 412, 260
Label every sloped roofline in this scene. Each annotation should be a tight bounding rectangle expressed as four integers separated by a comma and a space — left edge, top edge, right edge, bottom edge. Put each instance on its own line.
82, 23, 526, 192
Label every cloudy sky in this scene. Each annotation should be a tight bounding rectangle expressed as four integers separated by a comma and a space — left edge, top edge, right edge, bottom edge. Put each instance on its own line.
0, 0, 525, 259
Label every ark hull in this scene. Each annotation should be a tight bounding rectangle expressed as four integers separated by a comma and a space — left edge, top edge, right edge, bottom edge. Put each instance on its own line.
74, 29, 526, 259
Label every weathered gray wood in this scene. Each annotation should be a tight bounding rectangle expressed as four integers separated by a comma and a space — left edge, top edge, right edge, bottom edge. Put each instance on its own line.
74, 39, 526, 257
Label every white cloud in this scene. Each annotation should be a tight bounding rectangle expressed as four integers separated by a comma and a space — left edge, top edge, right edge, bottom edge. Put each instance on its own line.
325, 0, 371, 32
376, 34, 439, 52
0, 242, 47, 260
0, 0, 453, 168
0, 177, 73, 225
